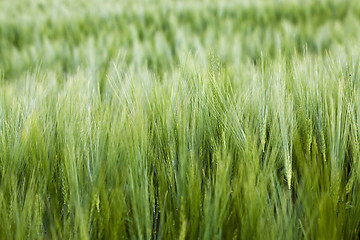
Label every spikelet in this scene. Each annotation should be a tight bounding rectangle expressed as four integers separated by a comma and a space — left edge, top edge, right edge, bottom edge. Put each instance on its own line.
316, 106, 326, 162
285, 153, 292, 190
178, 197, 187, 240
318, 127, 326, 162
260, 106, 268, 152
305, 116, 312, 158
285, 95, 294, 190
232, 228, 239, 240
330, 163, 341, 207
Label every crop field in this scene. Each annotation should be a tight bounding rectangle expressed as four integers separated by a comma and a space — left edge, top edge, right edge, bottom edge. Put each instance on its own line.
1, 0, 360, 239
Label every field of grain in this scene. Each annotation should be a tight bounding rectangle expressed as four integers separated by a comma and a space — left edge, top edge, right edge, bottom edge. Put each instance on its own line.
1, 0, 360, 239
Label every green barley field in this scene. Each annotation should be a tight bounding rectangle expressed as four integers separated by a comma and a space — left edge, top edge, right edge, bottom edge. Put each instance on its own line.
1, 0, 360, 239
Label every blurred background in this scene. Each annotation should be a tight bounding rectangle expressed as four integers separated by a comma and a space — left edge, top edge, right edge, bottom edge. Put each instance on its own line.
1, 0, 359, 81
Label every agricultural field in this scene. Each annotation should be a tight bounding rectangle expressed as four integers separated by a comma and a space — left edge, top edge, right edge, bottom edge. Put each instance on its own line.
1, 0, 360, 239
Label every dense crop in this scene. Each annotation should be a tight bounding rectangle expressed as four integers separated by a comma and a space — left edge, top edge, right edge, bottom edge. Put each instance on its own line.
1, 0, 360, 239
